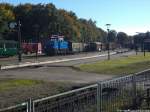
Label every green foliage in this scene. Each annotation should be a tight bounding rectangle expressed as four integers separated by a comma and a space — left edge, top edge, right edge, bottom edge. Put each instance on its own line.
79, 19, 104, 42
109, 30, 117, 42
0, 3, 106, 42
117, 32, 129, 47
0, 3, 15, 39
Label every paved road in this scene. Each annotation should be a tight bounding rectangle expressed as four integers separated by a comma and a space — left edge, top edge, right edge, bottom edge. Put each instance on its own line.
0, 51, 136, 84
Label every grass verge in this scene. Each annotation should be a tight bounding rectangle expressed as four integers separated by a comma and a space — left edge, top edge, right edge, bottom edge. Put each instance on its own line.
76, 53, 150, 75
0, 79, 43, 91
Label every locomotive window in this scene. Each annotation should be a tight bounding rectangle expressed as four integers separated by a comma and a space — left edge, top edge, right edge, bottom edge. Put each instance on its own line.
5, 43, 16, 48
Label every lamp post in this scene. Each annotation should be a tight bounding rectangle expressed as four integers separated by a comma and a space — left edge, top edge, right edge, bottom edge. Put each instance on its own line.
106, 24, 111, 60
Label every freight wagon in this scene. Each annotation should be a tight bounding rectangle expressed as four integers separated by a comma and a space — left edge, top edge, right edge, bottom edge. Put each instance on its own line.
22, 42, 42, 54
71, 43, 85, 53
95, 42, 102, 51
85, 42, 103, 52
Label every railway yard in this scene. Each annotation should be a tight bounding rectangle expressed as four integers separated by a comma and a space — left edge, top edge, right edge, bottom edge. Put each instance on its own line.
0, 50, 135, 108
1, 1, 150, 111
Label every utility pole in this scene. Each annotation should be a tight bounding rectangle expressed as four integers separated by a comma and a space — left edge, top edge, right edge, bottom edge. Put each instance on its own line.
34, 24, 39, 60
18, 20, 22, 62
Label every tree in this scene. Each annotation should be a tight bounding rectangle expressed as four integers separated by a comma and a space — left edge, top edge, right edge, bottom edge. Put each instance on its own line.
79, 18, 106, 43
0, 3, 106, 42
0, 3, 15, 40
117, 32, 128, 48
108, 30, 117, 42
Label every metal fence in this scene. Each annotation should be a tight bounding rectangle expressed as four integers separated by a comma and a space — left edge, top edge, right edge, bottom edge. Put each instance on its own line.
1, 69, 150, 112
33, 84, 97, 112
0, 102, 28, 112
97, 69, 150, 112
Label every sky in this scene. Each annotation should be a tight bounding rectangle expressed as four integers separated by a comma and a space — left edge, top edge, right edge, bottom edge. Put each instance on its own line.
1, 0, 150, 35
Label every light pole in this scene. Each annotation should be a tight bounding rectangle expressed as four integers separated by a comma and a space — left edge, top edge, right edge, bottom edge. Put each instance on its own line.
106, 24, 111, 60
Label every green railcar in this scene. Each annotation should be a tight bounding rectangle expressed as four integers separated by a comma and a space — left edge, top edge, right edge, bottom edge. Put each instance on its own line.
0, 40, 18, 57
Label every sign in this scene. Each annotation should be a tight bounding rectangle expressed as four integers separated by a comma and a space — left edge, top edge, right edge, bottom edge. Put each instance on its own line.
9, 22, 17, 29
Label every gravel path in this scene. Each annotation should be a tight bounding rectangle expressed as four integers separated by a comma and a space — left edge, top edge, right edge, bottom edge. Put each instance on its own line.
0, 66, 114, 84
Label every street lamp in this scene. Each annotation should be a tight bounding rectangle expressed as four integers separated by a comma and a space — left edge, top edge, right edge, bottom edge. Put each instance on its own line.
106, 24, 111, 60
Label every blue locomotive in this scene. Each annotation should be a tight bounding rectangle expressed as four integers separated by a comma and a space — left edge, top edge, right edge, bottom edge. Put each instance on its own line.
44, 35, 69, 55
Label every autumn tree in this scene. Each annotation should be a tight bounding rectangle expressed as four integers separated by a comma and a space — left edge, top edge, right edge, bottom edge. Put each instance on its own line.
0, 3, 106, 42
0, 3, 15, 40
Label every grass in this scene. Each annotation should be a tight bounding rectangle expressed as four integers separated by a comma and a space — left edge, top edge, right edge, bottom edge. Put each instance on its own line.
0, 79, 43, 91
77, 53, 150, 75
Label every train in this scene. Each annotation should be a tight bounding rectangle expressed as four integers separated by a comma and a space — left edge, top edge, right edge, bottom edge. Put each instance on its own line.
0, 35, 118, 57
42, 35, 107, 55
43, 35, 69, 55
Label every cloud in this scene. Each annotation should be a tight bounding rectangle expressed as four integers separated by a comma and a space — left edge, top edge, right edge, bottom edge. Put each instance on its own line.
117, 26, 150, 36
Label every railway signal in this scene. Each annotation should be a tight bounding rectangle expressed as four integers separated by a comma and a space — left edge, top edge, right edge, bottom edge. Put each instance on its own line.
9, 21, 22, 62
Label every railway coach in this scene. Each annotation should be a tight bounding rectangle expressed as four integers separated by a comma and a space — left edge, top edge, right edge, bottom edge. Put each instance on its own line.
0, 40, 18, 57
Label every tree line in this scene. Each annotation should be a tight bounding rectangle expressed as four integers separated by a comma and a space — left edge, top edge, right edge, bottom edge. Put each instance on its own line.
0, 3, 131, 48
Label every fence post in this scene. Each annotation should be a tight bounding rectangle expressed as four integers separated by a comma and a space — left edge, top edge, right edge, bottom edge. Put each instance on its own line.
146, 88, 150, 108
27, 98, 32, 112
97, 82, 102, 112
132, 75, 137, 109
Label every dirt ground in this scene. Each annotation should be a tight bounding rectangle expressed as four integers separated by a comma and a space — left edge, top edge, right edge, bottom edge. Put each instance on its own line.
0, 66, 114, 109
0, 79, 79, 108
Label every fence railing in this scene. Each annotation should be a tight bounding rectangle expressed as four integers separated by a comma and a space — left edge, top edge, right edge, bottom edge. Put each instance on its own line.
0, 102, 28, 112
33, 84, 97, 112
1, 69, 150, 112
96, 69, 150, 112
